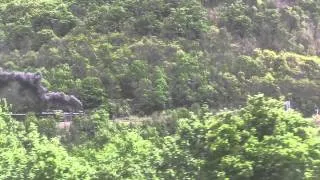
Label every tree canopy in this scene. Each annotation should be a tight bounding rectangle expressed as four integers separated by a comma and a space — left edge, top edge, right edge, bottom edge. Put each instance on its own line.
1, 0, 320, 179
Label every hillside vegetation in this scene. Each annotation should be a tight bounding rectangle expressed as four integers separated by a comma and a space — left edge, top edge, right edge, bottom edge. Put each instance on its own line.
0, 0, 319, 116
1, 0, 320, 179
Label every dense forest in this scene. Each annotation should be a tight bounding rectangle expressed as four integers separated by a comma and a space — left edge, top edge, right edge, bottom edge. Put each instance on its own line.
1, 0, 320, 179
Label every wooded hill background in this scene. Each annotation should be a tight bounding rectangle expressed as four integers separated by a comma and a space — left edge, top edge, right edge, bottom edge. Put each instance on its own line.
0, 0, 320, 116
1, 1, 320, 179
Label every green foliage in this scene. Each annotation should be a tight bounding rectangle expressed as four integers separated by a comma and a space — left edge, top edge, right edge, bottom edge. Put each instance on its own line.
0, 101, 27, 179
205, 94, 320, 179
219, 1, 253, 38
24, 124, 93, 180
1, 0, 320, 116
93, 130, 161, 179
152, 66, 169, 110
79, 76, 107, 109
0, 101, 94, 179
1, 0, 320, 178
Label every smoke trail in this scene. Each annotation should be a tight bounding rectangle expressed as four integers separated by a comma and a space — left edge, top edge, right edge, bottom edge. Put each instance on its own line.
43, 92, 83, 110
0, 69, 83, 112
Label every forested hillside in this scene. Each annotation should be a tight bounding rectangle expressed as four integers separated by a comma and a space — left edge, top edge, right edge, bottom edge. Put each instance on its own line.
0, 0, 319, 116
1, 0, 320, 179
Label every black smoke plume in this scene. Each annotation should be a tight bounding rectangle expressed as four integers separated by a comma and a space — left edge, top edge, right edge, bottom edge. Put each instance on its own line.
0, 68, 83, 112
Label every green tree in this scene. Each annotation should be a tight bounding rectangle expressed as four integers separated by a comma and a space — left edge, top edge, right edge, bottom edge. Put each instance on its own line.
205, 94, 320, 179
152, 66, 169, 111
0, 100, 94, 179
79, 76, 107, 109
92, 130, 161, 179
0, 102, 27, 179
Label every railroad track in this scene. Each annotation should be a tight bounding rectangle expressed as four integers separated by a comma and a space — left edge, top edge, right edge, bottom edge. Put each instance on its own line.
4, 111, 85, 122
